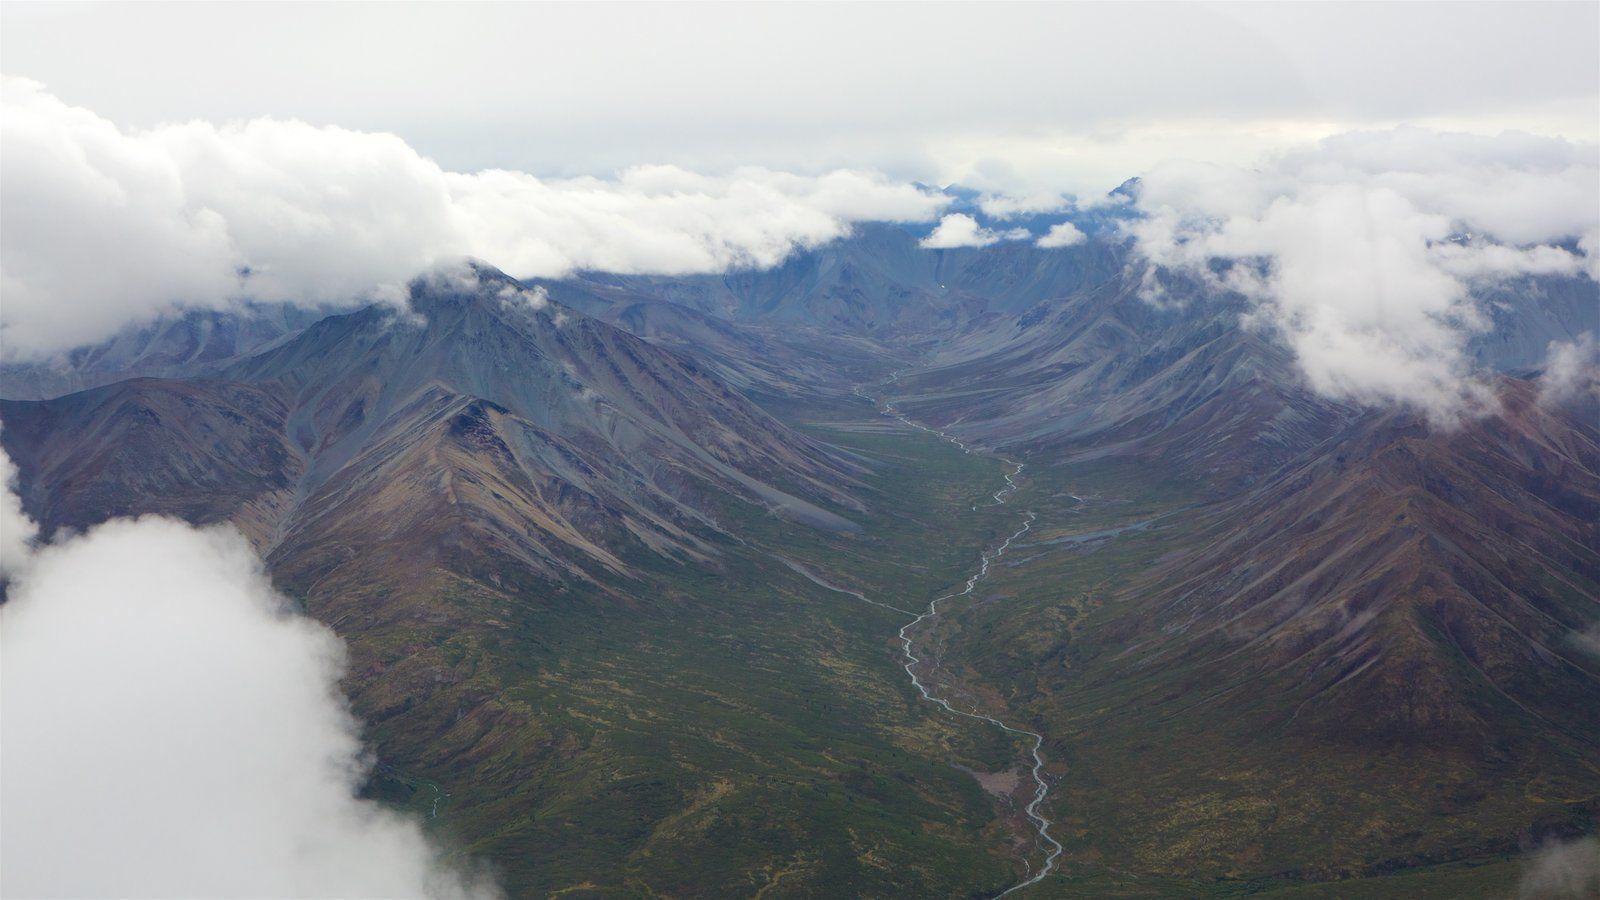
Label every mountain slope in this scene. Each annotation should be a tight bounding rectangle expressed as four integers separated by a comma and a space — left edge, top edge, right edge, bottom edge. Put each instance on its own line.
0, 378, 302, 540
926, 380, 1600, 882
0, 263, 1047, 896
6, 265, 869, 569
566, 222, 1125, 340
891, 268, 1359, 489
542, 280, 900, 401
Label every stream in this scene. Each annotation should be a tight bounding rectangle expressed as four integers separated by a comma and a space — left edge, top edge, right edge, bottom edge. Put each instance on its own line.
820, 379, 1065, 896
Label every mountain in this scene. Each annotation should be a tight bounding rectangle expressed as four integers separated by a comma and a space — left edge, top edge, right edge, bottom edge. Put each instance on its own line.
0, 262, 1045, 896
1467, 272, 1600, 372
539, 279, 901, 402
888, 267, 1360, 489
917, 377, 1600, 884
0, 303, 328, 401
0, 378, 304, 540
6, 265, 867, 571
545, 229, 1599, 889
4, 226, 1597, 896
562, 222, 1126, 340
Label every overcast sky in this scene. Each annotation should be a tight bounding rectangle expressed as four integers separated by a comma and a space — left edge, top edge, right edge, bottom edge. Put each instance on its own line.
2, 1, 1596, 419
3, 2, 1595, 194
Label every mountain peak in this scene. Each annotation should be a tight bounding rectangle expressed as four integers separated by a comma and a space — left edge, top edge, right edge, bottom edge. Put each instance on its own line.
406, 260, 555, 318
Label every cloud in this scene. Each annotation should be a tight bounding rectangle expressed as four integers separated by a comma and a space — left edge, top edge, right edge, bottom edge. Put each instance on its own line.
1035, 221, 1086, 249
0, 78, 947, 359
1582, 229, 1600, 282
1518, 835, 1600, 899
919, 213, 1029, 249
0, 429, 36, 576
449, 165, 944, 278
495, 283, 550, 310
9, 3, 1595, 194
1539, 333, 1599, 406
977, 192, 1074, 219
1573, 622, 1600, 658
1126, 128, 1600, 424
0, 442, 498, 898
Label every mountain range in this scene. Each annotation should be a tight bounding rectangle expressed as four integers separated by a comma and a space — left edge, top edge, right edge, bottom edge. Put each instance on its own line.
2, 220, 1596, 897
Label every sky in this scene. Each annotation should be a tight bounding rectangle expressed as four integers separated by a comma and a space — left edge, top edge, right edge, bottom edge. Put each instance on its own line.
0, 2, 1596, 410
3, 2, 1596, 195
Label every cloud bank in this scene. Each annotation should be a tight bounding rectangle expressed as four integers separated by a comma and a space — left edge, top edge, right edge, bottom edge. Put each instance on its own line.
1125, 128, 1599, 423
919, 214, 1030, 249
0, 77, 947, 358
7, 3, 1595, 195
5, 80, 1597, 428
0, 449, 496, 898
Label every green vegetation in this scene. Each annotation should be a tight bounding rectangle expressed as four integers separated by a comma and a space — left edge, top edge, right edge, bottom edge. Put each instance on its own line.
317, 394, 1583, 898
913, 455, 1592, 898
314, 393, 1052, 897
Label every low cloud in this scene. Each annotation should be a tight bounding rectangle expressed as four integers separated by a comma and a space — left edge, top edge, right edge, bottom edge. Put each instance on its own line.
1519, 835, 1600, 899
496, 283, 550, 310
0, 78, 947, 358
0, 444, 497, 899
977, 192, 1074, 219
1572, 622, 1600, 658
1539, 333, 1600, 406
1035, 221, 1086, 249
0, 429, 36, 576
1126, 128, 1599, 424
919, 213, 1030, 249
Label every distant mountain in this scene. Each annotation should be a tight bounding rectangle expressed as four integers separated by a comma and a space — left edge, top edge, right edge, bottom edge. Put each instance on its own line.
540, 280, 901, 401
562, 222, 1125, 340
0, 303, 328, 401
887, 267, 1359, 488
1467, 273, 1600, 372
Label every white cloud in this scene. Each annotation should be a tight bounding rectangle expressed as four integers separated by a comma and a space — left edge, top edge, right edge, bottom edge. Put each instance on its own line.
6, 3, 1594, 190
977, 192, 1074, 219
0, 444, 498, 898
0, 429, 36, 577
1539, 333, 1599, 406
1518, 836, 1600, 899
449, 165, 943, 277
918, 213, 1028, 249
495, 283, 550, 310
1582, 228, 1600, 282
1126, 128, 1600, 424
1035, 222, 1086, 249
0, 78, 947, 359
